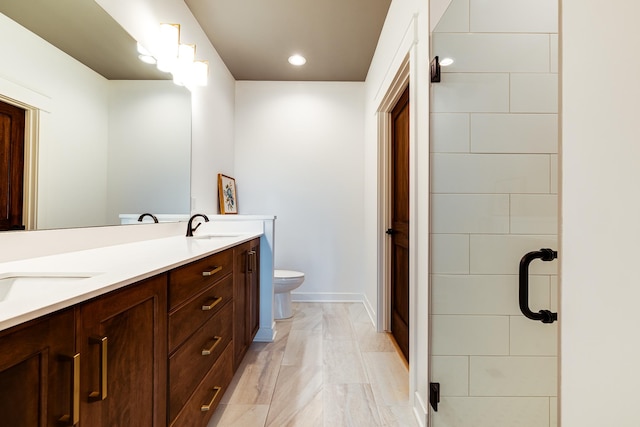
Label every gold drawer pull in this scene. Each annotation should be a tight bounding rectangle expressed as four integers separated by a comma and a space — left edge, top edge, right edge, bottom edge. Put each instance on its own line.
89, 336, 108, 401
202, 336, 222, 356
58, 353, 80, 426
201, 387, 222, 412
202, 296, 223, 311
202, 266, 222, 276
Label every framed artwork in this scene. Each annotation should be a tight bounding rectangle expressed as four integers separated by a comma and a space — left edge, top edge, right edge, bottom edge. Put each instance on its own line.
218, 174, 238, 214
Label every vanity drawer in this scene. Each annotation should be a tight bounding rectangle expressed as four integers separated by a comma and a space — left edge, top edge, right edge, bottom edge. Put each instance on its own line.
169, 249, 233, 309
169, 341, 234, 427
169, 302, 233, 420
169, 274, 233, 351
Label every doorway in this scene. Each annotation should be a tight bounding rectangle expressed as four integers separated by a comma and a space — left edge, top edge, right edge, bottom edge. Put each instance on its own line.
0, 100, 26, 231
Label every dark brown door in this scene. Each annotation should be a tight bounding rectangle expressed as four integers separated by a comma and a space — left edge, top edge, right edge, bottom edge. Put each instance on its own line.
389, 86, 410, 362
0, 101, 26, 231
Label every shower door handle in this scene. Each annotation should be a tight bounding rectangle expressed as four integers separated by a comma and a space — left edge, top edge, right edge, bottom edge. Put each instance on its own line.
519, 248, 558, 324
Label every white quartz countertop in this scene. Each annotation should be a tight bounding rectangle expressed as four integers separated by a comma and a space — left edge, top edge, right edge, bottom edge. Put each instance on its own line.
0, 232, 262, 332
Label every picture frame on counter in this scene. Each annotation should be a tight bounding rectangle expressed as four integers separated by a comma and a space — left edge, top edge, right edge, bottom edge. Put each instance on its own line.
218, 174, 238, 214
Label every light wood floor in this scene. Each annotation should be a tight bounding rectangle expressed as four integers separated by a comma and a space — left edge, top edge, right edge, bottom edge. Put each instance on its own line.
208, 302, 419, 427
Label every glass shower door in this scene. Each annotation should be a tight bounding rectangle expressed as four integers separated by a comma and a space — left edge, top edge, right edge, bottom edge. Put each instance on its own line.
429, 0, 559, 425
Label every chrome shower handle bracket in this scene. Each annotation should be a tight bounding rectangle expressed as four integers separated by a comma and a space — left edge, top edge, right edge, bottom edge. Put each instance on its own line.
519, 248, 558, 324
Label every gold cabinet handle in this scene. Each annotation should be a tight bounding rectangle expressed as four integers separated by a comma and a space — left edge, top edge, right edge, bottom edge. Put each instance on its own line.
202, 266, 222, 276
200, 387, 222, 412
89, 336, 108, 401
58, 353, 80, 426
201, 336, 222, 356
202, 296, 223, 311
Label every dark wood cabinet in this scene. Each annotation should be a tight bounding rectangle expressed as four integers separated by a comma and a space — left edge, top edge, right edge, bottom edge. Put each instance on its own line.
168, 249, 235, 426
0, 238, 260, 426
233, 238, 260, 369
0, 308, 76, 427
77, 274, 167, 427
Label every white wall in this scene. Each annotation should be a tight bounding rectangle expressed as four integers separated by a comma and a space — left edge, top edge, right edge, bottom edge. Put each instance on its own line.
234, 81, 366, 299
107, 81, 191, 223
0, 12, 109, 229
96, 0, 237, 214
364, 0, 431, 423
429, 0, 558, 425
561, 1, 640, 425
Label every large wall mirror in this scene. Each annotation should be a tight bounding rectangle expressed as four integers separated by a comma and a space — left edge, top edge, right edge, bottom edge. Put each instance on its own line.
0, 1, 191, 231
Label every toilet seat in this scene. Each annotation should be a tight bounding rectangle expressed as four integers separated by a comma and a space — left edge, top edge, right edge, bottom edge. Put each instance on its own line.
274, 269, 304, 280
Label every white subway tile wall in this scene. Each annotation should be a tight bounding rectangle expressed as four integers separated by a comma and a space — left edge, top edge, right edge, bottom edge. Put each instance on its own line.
430, 356, 469, 396
432, 33, 550, 73
431, 73, 510, 113
431, 274, 550, 316
510, 74, 559, 113
434, 0, 470, 33
431, 0, 558, 425
432, 153, 551, 194
433, 397, 550, 427
430, 113, 469, 153
470, 114, 557, 154
469, 0, 558, 33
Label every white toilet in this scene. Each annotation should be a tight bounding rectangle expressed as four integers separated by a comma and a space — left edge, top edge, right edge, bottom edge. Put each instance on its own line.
273, 269, 305, 319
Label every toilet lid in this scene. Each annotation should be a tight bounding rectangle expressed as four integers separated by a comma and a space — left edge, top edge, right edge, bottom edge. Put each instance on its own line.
274, 269, 304, 279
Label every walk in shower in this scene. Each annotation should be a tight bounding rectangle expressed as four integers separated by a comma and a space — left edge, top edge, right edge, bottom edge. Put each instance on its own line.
429, 0, 559, 425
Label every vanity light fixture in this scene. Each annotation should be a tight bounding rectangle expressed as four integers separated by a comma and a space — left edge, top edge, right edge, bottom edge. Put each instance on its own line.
137, 23, 209, 89
288, 54, 306, 66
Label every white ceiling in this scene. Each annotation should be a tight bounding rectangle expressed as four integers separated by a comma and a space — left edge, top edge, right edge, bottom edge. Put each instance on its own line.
0, 0, 391, 82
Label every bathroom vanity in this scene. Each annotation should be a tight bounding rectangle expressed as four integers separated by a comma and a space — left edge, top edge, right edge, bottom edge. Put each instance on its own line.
0, 232, 262, 426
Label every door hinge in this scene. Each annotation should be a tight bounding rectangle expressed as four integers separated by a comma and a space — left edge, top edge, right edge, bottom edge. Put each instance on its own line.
429, 382, 440, 412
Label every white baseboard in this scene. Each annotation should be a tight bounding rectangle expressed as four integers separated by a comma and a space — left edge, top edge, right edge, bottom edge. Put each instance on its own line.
291, 292, 364, 302
362, 294, 377, 327
254, 321, 276, 342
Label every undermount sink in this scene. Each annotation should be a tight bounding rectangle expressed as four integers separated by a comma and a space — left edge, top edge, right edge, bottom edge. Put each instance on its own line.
193, 234, 241, 240
0, 273, 97, 302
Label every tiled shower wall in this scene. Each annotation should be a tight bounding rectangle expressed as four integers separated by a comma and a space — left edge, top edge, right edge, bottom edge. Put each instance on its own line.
429, 0, 558, 426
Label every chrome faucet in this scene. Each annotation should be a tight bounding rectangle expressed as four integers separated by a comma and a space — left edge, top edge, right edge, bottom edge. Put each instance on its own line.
137, 213, 158, 223
186, 214, 209, 236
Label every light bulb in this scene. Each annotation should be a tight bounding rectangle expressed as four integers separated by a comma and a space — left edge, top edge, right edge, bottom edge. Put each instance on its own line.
288, 54, 306, 66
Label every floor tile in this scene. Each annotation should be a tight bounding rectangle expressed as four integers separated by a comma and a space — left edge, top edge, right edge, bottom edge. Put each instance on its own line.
207, 404, 269, 426
323, 339, 368, 384
324, 384, 381, 426
213, 302, 415, 426
362, 352, 411, 406
265, 365, 324, 427
221, 349, 282, 405
282, 329, 323, 366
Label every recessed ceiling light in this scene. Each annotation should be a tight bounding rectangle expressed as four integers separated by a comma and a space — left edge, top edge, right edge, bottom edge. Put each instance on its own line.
440, 57, 454, 66
288, 54, 306, 66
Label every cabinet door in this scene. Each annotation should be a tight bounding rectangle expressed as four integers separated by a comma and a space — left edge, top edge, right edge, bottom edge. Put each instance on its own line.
247, 241, 260, 342
78, 274, 167, 427
233, 239, 260, 369
233, 242, 249, 368
0, 309, 76, 427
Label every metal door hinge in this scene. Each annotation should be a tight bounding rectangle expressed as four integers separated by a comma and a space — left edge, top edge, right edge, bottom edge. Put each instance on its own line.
429, 382, 440, 412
